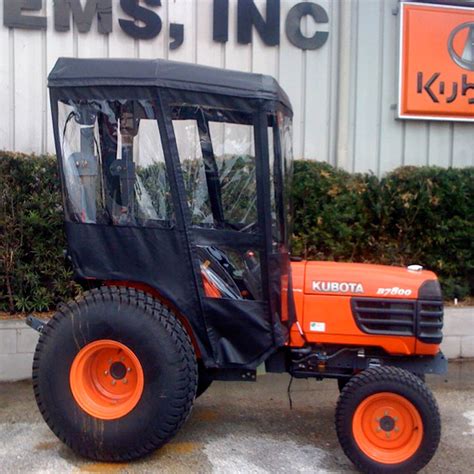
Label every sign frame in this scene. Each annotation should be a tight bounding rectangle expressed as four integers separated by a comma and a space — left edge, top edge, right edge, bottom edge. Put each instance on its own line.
398, 1, 474, 122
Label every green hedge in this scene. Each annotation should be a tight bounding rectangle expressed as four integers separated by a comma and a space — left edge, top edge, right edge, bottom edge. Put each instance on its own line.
0, 153, 80, 313
292, 161, 473, 300
0, 152, 472, 312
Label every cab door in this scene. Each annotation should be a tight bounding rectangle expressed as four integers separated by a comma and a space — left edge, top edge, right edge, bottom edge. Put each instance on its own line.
166, 100, 282, 367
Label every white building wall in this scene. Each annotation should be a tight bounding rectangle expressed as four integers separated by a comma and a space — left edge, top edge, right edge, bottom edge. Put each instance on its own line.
0, 0, 472, 174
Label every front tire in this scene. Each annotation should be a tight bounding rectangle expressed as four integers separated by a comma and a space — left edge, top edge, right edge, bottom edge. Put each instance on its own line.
337, 377, 349, 392
33, 286, 198, 461
335, 366, 440, 473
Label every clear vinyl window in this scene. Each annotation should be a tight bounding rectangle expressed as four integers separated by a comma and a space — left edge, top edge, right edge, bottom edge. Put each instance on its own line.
209, 121, 257, 230
268, 121, 280, 246
279, 113, 294, 244
198, 245, 262, 301
172, 107, 257, 232
58, 100, 174, 227
171, 105, 261, 300
173, 119, 212, 225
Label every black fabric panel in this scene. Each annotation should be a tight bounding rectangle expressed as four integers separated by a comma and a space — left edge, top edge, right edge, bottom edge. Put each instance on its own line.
202, 297, 273, 367
253, 111, 272, 306
268, 251, 295, 340
48, 57, 292, 110
282, 251, 296, 324
64, 222, 212, 361
192, 228, 262, 250
52, 86, 158, 102
171, 104, 255, 125
267, 252, 287, 345
166, 88, 261, 116
52, 87, 292, 121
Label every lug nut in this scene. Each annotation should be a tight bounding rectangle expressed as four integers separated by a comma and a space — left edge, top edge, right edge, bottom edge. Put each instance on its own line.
127, 367, 131, 372
104, 370, 108, 375
385, 432, 390, 439
123, 378, 128, 384
395, 427, 400, 432
111, 380, 116, 386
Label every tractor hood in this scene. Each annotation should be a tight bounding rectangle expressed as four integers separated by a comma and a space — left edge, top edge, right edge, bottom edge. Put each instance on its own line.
299, 261, 441, 300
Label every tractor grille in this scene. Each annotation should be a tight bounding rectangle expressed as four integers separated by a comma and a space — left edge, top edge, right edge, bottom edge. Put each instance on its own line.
352, 299, 416, 336
351, 298, 443, 343
417, 300, 443, 344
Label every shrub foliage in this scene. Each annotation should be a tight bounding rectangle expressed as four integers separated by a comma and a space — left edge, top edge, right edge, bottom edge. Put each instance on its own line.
292, 161, 473, 299
0, 153, 80, 313
0, 152, 472, 312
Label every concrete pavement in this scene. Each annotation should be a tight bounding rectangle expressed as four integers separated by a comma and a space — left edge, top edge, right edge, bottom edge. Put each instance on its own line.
0, 361, 473, 473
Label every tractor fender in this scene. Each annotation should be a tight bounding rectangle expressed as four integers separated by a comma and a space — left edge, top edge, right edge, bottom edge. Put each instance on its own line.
105, 280, 203, 358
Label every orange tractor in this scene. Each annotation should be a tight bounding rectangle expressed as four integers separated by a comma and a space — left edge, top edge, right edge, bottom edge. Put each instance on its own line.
29, 58, 446, 473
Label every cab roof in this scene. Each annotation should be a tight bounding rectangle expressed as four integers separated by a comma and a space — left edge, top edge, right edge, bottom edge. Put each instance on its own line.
48, 57, 292, 111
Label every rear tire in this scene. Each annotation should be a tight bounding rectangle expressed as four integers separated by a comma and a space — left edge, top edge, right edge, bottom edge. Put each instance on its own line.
196, 360, 213, 398
335, 366, 440, 473
33, 286, 197, 461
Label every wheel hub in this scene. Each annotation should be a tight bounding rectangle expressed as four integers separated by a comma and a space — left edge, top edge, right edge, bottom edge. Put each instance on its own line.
70, 339, 144, 420
110, 361, 127, 380
379, 415, 395, 432
352, 392, 424, 464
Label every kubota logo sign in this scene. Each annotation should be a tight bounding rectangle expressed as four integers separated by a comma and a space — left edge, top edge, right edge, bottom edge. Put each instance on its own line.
399, 2, 474, 121
448, 22, 474, 71
312, 281, 364, 294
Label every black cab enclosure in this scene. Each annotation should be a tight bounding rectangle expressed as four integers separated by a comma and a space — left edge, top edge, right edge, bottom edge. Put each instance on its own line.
48, 57, 295, 370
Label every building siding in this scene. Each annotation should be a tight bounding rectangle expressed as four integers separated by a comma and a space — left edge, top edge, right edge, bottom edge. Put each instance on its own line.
0, 0, 472, 174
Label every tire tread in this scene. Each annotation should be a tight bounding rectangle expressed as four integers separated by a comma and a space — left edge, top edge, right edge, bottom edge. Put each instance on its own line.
335, 366, 440, 473
32, 286, 197, 461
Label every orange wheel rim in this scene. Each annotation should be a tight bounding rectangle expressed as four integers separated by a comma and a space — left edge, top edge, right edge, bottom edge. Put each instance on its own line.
70, 339, 144, 420
352, 392, 423, 464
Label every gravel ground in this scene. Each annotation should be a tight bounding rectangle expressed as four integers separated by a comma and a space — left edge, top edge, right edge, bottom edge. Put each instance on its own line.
0, 360, 473, 473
